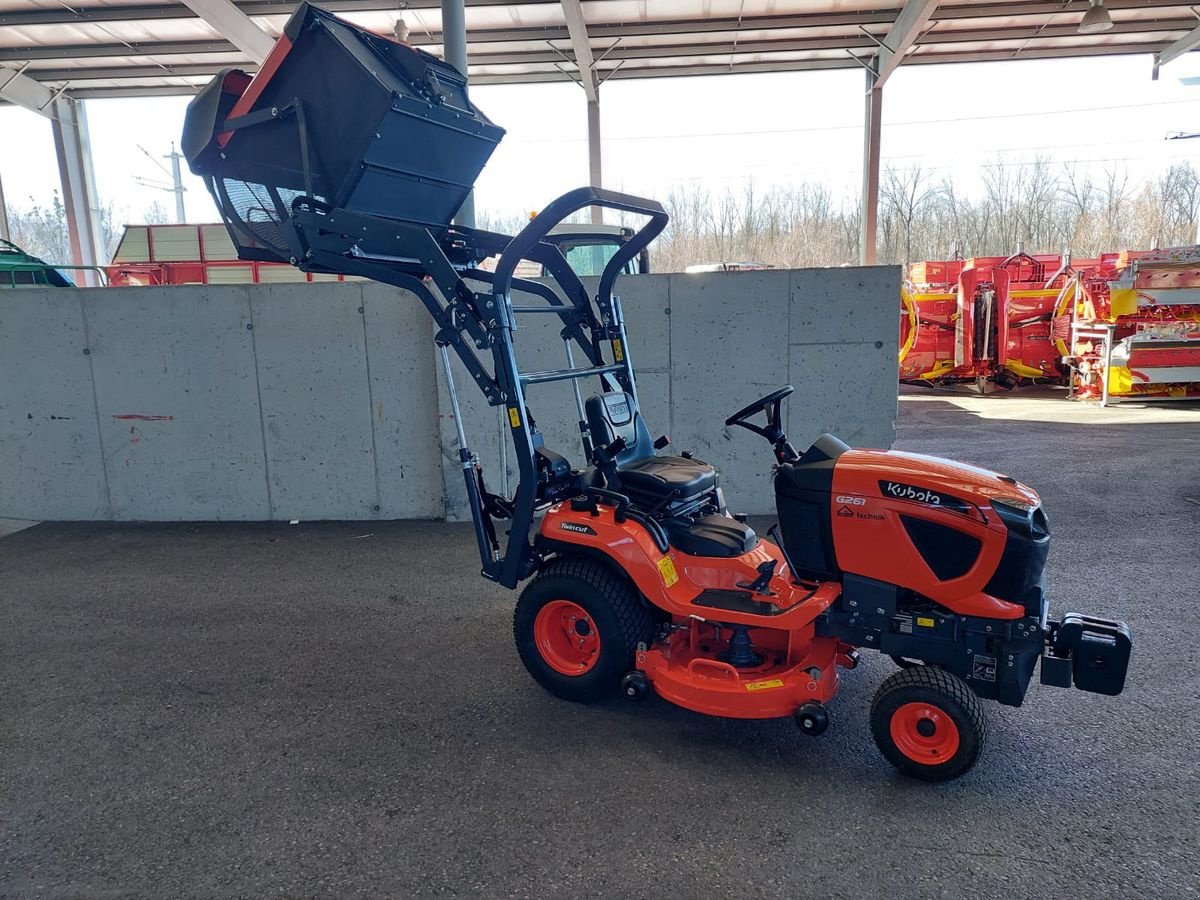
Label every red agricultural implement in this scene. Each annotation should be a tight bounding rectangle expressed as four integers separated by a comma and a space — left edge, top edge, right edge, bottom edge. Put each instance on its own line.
900, 247, 1200, 403
105, 223, 354, 286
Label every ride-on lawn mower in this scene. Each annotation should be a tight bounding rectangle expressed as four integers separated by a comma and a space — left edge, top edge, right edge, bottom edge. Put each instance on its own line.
183, 3, 1131, 781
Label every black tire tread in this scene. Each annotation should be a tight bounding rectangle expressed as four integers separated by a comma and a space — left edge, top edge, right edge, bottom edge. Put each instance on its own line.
516, 556, 652, 655
512, 555, 652, 702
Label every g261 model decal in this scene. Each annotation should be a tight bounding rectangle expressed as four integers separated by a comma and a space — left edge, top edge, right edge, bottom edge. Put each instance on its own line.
878, 480, 971, 514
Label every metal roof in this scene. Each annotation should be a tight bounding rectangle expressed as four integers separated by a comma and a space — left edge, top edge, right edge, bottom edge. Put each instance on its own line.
1, 1, 1198, 100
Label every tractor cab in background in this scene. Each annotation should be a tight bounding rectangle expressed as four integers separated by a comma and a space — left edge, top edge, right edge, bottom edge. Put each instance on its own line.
0, 239, 75, 288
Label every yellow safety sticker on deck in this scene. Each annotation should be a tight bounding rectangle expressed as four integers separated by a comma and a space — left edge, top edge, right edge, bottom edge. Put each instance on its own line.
745, 678, 785, 692
657, 555, 678, 587
612, 339, 624, 362
916, 616, 935, 628
508, 407, 521, 428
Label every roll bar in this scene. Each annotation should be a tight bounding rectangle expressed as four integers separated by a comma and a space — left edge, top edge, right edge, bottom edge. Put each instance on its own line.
492, 186, 668, 304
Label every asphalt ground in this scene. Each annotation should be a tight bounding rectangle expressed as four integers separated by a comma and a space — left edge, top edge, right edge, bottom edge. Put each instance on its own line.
2, 388, 1199, 898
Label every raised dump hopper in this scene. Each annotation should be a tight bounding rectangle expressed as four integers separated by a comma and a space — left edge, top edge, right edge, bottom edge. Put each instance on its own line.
183, 1, 504, 262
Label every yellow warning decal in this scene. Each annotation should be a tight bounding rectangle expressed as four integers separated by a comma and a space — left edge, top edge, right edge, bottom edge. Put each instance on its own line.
745, 678, 785, 692
508, 407, 521, 428
916, 616, 935, 628
656, 555, 678, 587
612, 339, 624, 362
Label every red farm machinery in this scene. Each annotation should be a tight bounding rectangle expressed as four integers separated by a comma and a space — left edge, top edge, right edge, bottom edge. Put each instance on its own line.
900, 246, 1200, 403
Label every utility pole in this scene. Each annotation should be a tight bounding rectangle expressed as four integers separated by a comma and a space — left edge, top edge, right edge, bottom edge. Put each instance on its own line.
134, 142, 187, 223
165, 143, 186, 223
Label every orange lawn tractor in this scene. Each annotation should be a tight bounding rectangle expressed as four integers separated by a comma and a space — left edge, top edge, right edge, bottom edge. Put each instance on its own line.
184, 3, 1132, 782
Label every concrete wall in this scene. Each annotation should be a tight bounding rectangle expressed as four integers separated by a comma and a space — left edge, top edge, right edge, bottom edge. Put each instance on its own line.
0, 267, 898, 521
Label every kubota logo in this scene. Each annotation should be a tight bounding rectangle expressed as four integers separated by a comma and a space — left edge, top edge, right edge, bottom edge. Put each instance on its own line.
877, 480, 972, 514
882, 482, 942, 505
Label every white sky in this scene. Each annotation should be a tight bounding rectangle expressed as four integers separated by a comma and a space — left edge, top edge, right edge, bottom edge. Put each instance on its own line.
1, 51, 1198, 231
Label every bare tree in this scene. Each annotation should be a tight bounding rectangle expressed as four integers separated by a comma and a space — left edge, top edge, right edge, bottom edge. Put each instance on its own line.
880, 164, 932, 265
472, 159, 1198, 273
6, 192, 122, 262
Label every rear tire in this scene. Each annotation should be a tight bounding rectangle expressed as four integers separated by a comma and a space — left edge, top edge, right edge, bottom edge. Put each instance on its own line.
870, 666, 986, 782
514, 557, 653, 703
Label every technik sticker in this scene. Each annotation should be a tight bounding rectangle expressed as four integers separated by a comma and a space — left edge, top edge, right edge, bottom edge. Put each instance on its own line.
878, 480, 971, 514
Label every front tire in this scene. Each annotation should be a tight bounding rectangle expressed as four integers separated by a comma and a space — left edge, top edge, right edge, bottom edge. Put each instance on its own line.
870, 666, 986, 782
513, 557, 653, 703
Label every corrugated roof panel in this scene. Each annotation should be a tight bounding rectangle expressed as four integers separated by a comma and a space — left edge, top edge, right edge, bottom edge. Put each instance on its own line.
2, 1, 1197, 96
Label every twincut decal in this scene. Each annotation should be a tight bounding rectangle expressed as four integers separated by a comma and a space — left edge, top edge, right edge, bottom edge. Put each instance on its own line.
559, 521, 596, 535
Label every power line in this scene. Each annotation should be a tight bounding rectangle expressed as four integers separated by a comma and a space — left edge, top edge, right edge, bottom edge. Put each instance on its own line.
641, 149, 1198, 186
504, 98, 1199, 145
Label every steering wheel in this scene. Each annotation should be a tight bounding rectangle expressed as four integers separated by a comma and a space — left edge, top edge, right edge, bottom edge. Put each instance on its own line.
725, 385, 794, 428
725, 385, 797, 463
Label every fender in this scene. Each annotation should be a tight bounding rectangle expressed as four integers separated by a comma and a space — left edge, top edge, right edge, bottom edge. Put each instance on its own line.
538, 503, 838, 630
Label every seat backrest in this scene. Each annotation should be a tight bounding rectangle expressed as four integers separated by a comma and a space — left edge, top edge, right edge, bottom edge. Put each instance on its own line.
585, 391, 654, 465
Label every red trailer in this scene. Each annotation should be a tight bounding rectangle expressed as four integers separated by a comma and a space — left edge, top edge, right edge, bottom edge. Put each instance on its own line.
106, 223, 353, 286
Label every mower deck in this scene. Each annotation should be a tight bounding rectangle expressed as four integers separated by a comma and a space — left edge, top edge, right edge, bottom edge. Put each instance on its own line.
637, 625, 847, 719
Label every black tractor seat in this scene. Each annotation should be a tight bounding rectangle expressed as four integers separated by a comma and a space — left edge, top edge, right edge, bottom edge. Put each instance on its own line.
585, 391, 717, 510
616, 454, 716, 499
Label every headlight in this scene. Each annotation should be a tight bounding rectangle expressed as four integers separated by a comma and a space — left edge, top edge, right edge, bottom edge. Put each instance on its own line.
991, 496, 1048, 539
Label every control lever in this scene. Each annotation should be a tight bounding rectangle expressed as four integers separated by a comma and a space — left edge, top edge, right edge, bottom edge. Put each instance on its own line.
737, 559, 777, 596
593, 436, 627, 465
592, 436, 627, 488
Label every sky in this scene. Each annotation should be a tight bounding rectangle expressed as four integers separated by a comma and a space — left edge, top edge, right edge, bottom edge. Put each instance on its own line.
1, 50, 1198, 234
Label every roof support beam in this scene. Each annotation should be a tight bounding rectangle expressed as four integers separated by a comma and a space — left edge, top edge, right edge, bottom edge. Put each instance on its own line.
561, 0, 603, 215
6, 41, 1185, 101
874, 0, 937, 88
1154, 21, 1200, 73
10, 17, 1195, 69
176, 0, 274, 63
6, 0, 1198, 29
587, 98, 603, 222
0, 68, 105, 279
442, 0, 474, 227
0, 64, 59, 116
560, 0, 598, 102
0, 0, 528, 26
861, 69, 883, 266
51, 96, 106, 284
0, 172, 10, 242
0, 41, 233, 62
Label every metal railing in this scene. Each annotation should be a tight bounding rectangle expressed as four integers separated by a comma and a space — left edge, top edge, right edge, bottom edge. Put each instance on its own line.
0, 262, 109, 288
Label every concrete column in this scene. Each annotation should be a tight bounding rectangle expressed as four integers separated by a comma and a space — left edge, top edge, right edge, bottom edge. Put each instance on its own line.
0, 171, 10, 242
51, 96, 105, 284
587, 96, 603, 225
441, 0, 474, 227
860, 69, 882, 266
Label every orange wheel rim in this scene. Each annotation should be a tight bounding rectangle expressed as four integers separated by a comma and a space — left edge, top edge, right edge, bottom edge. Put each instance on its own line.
889, 701, 960, 765
533, 600, 601, 676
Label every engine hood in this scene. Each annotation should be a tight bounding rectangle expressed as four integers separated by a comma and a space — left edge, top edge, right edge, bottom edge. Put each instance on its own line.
839, 449, 1041, 508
